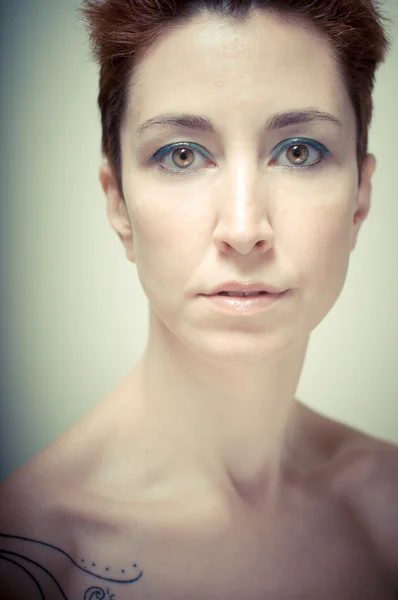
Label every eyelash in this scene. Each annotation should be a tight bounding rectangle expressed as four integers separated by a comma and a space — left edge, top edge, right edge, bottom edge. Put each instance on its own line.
150, 138, 332, 177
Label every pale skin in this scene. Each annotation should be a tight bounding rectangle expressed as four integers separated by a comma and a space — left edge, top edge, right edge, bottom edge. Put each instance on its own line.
1, 9, 397, 600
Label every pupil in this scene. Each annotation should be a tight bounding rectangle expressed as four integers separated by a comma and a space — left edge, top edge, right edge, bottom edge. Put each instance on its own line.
289, 144, 308, 164
173, 147, 193, 167
293, 146, 301, 157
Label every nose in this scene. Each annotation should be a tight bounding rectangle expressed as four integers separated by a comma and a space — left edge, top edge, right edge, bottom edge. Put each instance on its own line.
212, 164, 275, 256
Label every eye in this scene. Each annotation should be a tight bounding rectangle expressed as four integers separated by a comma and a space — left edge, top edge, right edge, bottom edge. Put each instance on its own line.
150, 143, 213, 175
269, 138, 331, 169
150, 138, 331, 176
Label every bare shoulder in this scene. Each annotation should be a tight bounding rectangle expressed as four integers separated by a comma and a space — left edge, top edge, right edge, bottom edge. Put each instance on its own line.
304, 403, 398, 508
0, 442, 145, 600
296, 401, 398, 582
0, 378, 141, 600
324, 421, 398, 585
297, 400, 398, 474
0, 449, 130, 600
0, 466, 75, 600
331, 430, 398, 488
0, 400, 114, 600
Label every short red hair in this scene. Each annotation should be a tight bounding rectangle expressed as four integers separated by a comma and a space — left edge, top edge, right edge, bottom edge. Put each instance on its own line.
79, 0, 391, 196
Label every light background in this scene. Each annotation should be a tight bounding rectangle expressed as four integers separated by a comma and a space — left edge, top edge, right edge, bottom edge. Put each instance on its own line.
0, 0, 397, 481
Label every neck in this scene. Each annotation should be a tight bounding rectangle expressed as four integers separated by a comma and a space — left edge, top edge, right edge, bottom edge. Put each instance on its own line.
128, 314, 310, 511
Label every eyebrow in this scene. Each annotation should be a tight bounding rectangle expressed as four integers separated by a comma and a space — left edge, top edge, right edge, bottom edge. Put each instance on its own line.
135, 109, 344, 136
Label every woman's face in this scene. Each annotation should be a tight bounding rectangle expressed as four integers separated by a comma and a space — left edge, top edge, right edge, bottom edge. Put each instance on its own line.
105, 9, 375, 363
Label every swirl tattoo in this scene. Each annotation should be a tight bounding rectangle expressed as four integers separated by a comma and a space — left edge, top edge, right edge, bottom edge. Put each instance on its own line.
83, 586, 115, 599
0, 533, 143, 599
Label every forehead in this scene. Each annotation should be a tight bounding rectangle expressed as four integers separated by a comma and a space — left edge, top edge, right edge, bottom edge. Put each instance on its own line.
126, 9, 354, 134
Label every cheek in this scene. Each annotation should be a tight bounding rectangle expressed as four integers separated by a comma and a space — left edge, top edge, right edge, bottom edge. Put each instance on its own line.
307, 208, 352, 286
277, 173, 356, 278
288, 193, 355, 327
273, 170, 357, 328
128, 189, 199, 300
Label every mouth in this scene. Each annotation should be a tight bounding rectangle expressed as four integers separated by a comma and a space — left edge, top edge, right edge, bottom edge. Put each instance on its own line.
217, 291, 269, 297
201, 289, 288, 313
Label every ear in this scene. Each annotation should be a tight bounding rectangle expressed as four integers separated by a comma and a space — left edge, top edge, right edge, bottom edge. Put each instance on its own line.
350, 154, 377, 252
99, 160, 136, 263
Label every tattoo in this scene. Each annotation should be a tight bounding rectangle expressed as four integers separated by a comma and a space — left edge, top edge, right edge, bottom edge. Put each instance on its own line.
0, 533, 143, 599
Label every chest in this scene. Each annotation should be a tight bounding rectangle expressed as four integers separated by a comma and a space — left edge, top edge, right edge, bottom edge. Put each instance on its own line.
63, 499, 395, 600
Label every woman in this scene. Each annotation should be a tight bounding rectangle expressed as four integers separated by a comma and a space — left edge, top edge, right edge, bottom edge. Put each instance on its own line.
1, 0, 397, 598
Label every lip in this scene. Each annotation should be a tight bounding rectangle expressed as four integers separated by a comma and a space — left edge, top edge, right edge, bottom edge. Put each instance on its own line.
201, 290, 289, 314
203, 281, 287, 295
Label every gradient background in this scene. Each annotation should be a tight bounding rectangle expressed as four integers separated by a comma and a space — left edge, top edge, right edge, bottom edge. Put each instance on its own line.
0, 0, 397, 481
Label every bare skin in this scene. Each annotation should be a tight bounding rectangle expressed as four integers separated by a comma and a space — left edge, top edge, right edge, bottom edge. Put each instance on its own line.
1, 9, 398, 599
0, 369, 397, 599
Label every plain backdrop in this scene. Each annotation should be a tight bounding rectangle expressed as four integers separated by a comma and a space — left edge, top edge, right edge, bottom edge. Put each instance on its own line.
0, 0, 397, 481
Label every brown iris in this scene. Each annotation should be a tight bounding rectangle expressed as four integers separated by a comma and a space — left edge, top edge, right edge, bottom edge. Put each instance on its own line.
172, 147, 195, 168
286, 144, 309, 165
